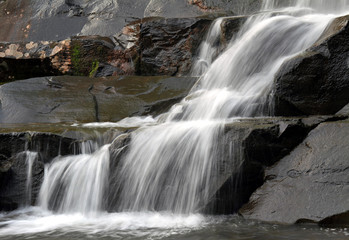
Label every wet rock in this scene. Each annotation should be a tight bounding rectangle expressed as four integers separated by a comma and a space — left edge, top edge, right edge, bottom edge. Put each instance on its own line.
274, 15, 349, 116
0, 132, 76, 211
137, 17, 212, 76
0, 76, 197, 124
240, 121, 349, 226
0, 152, 44, 210
220, 16, 247, 46
207, 117, 320, 214
0, 132, 76, 161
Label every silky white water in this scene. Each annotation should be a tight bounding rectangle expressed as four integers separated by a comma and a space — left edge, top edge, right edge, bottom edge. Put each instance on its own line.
24, 151, 38, 206
263, 0, 349, 13
38, 143, 110, 216
1, 0, 349, 238
191, 18, 224, 76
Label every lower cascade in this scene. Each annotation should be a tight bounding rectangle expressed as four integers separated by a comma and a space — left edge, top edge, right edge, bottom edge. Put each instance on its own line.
1, 0, 349, 238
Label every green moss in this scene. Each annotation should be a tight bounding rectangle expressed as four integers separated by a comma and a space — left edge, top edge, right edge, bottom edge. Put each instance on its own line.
71, 43, 83, 76
89, 60, 99, 77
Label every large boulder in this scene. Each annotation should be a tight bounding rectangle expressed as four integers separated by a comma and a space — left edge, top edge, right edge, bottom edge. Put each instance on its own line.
1, 17, 229, 80
0, 76, 197, 124
273, 15, 349, 116
136, 17, 212, 75
240, 120, 349, 226
106, 117, 325, 213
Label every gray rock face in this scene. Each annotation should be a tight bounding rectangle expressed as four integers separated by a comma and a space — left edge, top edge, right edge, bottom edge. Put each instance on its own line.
137, 17, 212, 76
0, 0, 261, 42
0, 0, 148, 42
0, 76, 197, 124
274, 15, 349, 116
240, 121, 349, 225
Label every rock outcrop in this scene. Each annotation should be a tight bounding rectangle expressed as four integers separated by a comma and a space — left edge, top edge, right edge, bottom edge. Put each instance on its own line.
0, 132, 76, 211
0, 0, 259, 42
240, 120, 349, 226
274, 15, 349, 116
0, 76, 197, 124
106, 117, 328, 214
136, 17, 212, 76
0, 17, 215, 80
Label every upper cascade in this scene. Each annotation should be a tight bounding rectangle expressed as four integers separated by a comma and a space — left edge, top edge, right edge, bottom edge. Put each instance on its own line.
263, 0, 349, 13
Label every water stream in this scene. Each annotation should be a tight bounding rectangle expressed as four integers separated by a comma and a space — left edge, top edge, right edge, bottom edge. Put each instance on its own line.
24, 151, 38, 206
1, 0, 349, 239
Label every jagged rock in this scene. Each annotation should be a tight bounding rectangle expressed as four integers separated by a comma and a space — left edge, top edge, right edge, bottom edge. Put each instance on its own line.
0, 132, 76, 161
240, 120, 349, 226
1, 15, 248, 80
136, 17, 212, 76
0, 0, 261, 42
274, 15, 349, 116
105, 117, 324, 214
0, 0, 148, 42
207, 117, 323, 214
0, 76, 197, 124
0, 36, 128, 81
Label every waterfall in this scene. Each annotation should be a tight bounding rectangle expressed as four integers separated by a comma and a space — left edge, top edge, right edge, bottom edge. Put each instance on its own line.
191, 18, 224, 76
263, 0, 349, 13
37, 1, 344, 215
38, 143, 110, 216
112, 1, 336, 214
25, 151, 38, 206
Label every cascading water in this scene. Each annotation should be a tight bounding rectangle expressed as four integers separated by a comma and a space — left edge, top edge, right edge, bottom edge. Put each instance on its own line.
1, 0, 349, 238
263, 0, 349, 13
38, 142, 110, 216
36, 0, 341, 214
24, 151, 38, 206
111, 0, 336, 214
191, 18, 224, 76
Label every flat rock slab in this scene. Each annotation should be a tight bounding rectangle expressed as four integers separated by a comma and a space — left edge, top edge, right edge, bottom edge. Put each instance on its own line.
0, 75, 196, 124
240, 121, 349, 225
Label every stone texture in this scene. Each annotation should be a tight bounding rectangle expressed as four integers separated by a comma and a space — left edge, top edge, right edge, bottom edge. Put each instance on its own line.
274, 15, 349, 116
0, 132, 76, 211
0, 75, 197, 124
105, 117, 327, 214
240, 121, 349, 226
136, 17, 212, 76
0, 0, 261, 42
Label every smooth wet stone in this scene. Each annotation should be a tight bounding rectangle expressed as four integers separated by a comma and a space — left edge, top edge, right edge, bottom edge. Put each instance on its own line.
0, 75, 197, 124
136, 17, 212, 76
240, 121, 349, 226
106, 117, 328, 214
274, 15, 349, 116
